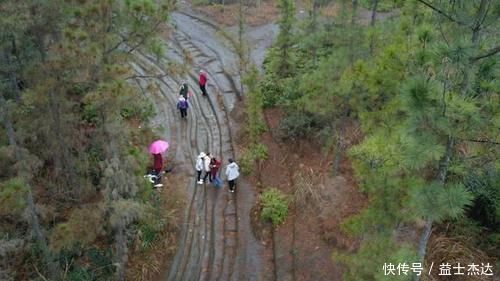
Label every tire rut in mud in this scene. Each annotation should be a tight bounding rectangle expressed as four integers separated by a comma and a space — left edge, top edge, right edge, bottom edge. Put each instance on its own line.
130, 13, 242, 280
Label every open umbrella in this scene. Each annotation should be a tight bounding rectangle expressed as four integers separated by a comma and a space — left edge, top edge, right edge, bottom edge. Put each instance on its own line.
148, 140, 169, 154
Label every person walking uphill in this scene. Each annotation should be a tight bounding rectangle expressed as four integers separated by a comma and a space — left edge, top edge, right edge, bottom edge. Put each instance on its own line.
176, 95, 189, 119
179, 82, 192, 100
195, 152, 211, 184
199, 70, 208, 96
225, 159, 240, 193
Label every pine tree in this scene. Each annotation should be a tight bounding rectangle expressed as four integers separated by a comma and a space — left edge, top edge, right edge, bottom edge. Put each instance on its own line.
0, 0, 172, 278
275, 0, 296, 77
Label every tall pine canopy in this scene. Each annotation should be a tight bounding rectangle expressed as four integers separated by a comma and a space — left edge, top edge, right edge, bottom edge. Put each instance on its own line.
0, 0, 172, 280
261, 0, 499, 280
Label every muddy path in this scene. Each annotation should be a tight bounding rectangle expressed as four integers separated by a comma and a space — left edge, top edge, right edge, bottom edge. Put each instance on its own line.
130, 6, 277, 281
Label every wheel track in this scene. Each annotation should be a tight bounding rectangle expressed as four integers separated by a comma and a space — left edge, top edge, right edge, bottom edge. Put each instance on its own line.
135, 51, 235, 280
132, 56, 210, 281
130, 8, 250, 280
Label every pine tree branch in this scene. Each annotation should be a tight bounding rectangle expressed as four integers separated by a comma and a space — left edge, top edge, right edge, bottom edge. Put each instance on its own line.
125, 74, 169, 80
416, 0, 468, 26
460, 137, 500, 145
126, 21, 163, 54
469, 45, 500, 62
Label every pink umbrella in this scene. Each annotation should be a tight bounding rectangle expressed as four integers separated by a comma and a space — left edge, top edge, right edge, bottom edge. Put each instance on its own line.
148, 140, 169, 154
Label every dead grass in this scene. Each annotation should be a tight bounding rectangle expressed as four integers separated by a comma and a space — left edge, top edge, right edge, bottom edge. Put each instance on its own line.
292, 169, 325, 210
125, 173, 186, 281
423, 236, 496, 281
319, 2, 342, 18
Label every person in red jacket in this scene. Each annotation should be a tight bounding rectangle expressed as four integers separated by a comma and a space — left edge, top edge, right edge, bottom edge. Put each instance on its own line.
209, 156, 221, 182
199, 70, 208, 96
153, 153, 163, 174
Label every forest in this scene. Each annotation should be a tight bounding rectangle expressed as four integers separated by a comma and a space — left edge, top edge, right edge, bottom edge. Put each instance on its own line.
0, 0, 498, 281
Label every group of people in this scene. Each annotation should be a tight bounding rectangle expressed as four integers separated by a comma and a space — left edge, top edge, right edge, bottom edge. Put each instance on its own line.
176, 70, 208, 119
195, 152, 239, 192
174, 70, 240, 192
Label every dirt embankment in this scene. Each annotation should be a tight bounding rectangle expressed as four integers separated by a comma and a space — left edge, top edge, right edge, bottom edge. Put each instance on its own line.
240, 107, 367, 281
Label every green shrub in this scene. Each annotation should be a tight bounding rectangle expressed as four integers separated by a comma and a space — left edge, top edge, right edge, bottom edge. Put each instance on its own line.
278, 111, 323, 141
120, 98, 154, 121
260, 188, 289, 226
240, 149, 254, 175
82, 104, 99, 124
67, 266, 94, 281
0, 178, 28, 217
240, 143, 268, 175
138, 223, 158, 251
259, 75, 283, 107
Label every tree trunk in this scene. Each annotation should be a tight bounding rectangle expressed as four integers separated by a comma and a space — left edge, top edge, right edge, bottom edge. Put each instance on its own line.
369, 0, 379, 54
47, 89, 80, 198
471, 0, 489, 45
413, 136, 454, 281
332, 136, 342, 177
309, 0, 318, 65
27, 190, 59, 280
349, 0, 358, 63
238, 0, 245, 95
0, 94, 20, 160
115, 224, 127, 281
1, 85, 58, 280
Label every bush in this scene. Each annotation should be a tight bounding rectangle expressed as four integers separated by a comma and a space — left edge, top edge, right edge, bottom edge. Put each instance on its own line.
260, 188, 289, 226
259, 75, 283, 107
138, 222, 160, 251
0, 178, 28, 217
240, 143, 268, 175
278, 111, 322, 141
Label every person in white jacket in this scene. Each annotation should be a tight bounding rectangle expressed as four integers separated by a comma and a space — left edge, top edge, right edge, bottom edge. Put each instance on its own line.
225, 158, 240, 192
196, 152, 212, 184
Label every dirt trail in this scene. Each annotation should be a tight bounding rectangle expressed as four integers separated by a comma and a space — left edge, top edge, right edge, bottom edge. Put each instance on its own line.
131, 6, 276, 281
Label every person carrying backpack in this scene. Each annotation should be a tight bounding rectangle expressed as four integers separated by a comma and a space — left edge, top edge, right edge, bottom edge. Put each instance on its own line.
225, 158, 240, 193
176, 95, 189, 119
199, 70, 208, 96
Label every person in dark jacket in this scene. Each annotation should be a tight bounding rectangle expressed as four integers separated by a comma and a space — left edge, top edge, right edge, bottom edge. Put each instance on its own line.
179, 82, 190, 100
199, 70, 208, 96
176, 95, 189, 119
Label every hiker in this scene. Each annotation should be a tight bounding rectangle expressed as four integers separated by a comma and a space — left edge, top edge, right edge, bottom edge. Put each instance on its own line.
199, 70, 208, 96
225, 158, 240, 193
202, 153, 211, 183
196, 152, 211, 184
179, 82, 192, 100
209, 156, 221, 182
176, 95, 189, 119
153, 153, 163, 174
151, 153, 163, 187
